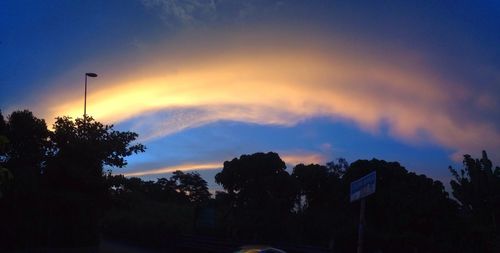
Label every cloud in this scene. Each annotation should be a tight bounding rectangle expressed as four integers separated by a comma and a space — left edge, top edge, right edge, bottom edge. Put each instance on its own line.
281, 152, 327, 167
128, 104, 303, 142
123, 161, 221, 177
141, 0, 216, 28
140, 0, 284, 28
122, 150, 326, 177
34, 27, 500, 162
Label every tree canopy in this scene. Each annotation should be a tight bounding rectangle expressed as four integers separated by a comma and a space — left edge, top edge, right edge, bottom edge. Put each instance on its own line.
0, 110, 10, 198
215, 152, 296, 211
170, 170, 211, 203
344, 159, 460, 252
215, 152, 297, 240
45, 116, 145, 192
1, 108, 500, 252
449, 151, 500, 251
0, 111, 145, 249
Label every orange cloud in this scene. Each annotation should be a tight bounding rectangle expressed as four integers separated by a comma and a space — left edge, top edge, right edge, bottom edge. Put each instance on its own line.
281, 152, 327, 166
123, 162, 222, 177
34, 28, 500, 161
122, 151, 326, 177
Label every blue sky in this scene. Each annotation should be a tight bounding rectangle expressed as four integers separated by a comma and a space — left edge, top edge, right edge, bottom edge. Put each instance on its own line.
1, 0, 499, 189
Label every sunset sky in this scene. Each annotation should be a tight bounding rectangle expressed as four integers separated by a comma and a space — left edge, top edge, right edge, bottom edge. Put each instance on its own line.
1, 0, 499, 190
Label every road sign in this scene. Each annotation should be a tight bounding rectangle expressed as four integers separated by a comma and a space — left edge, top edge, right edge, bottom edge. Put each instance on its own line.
350, 171, 376, 202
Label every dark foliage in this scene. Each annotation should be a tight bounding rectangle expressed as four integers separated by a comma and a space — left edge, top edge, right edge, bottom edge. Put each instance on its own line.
0, 110, 11, 198
102, 170, 211, 246
450, 151, 500, 252
343, 159, 462, 253
215, 152, 298, 241
171, 170, 211, 203
291, 162, 346, 246
41, 115, 144, 246
0, 110, 50, 249
1, 108, 499, 253
0, 111, 144, 250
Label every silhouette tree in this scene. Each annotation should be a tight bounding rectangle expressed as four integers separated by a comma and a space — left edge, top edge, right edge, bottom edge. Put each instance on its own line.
154, 177, 182, 201
449, 150, 500, 251
291, 162, 346, 245
106, 171, 209, 204
293, 163, 329, 210
342, 159, 461, 253
292, 161, 347, 208
326, 158, 349, 178
0, 167, 12, 199
215, 152, 297, 240
125, 176, 146, 192
0, 111, 10, 245
0, 110, 5, 135
45, 116, 144, 190
4, 110, 49, 192
170, 170, 211, 203
103, 173, 202, 246
0, 131, 11, 199
43, 115, 145, 246
106, 173, 128, 195
0, 110, 50, 249
0, 110, 10, 198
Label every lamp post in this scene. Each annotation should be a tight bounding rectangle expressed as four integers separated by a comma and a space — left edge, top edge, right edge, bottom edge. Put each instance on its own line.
84, 72, 98, 119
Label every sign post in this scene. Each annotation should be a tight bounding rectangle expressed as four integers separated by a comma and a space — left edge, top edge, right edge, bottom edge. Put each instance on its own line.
350, 171, 376, 253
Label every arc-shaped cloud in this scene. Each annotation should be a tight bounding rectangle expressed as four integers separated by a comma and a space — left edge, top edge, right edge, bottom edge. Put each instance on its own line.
36, 28, 500, 161
123, 151, 327, 177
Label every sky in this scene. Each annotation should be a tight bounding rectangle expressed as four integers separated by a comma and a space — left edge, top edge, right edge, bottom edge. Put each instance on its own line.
1, 0, 499, 190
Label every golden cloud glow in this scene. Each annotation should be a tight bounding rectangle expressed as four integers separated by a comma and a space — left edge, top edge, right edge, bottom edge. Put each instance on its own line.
122, 151, 326, 177
281, 153, 327, 166
123, 162, 222, 177
36, 28, 500, 160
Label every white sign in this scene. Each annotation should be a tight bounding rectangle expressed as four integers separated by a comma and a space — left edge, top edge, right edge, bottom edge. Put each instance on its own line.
350, 171, 376, 202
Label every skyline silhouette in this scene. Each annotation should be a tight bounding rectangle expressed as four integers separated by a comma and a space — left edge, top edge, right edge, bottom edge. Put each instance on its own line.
1, 110, 498, 252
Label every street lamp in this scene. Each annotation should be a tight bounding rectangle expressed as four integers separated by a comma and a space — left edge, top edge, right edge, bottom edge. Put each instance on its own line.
84, 72, 98, 118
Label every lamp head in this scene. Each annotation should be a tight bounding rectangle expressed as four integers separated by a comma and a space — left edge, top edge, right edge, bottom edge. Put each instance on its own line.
86, 73, 98, 77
